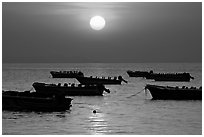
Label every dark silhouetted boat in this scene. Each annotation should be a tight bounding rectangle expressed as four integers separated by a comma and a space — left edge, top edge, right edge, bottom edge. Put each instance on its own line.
50, 70, 84, 78
32, 82, 110, 96
76, 76, 128, 85
145, 72, 194, 82
2, 90, 72, 111
127, 70, 153, 77
145, 84, 202, 100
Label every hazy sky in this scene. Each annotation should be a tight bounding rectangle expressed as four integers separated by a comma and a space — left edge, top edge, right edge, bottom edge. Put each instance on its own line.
2, 2, 202, 63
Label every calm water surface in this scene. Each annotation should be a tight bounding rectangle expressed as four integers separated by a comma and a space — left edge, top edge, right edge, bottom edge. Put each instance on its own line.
2, 63, 202, 135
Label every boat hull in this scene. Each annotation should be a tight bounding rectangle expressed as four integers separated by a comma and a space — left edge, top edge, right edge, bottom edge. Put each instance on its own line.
145, 85, 202, 100
76, 77, 122, 85
146, 73, 193, 82
2, 91, 72, 111
33, 82, 105, 96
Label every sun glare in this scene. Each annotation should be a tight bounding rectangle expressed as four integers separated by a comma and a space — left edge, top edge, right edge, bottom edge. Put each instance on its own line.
90, 16, 106, 31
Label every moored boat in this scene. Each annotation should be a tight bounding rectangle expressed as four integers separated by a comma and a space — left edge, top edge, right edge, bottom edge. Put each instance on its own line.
2, 90, 72, 111
145, 84, 202, 100
32, 82, 110, 96
127, 70, 153, 77
145, 72, 194, 82
50, 70, 84, 78
76, 76, 128, 85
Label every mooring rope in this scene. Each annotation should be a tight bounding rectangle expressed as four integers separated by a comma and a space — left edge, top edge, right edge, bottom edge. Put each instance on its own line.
126, 88, 145, 98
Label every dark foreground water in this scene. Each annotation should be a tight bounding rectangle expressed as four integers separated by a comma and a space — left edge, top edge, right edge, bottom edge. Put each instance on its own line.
2, 63, 202, 135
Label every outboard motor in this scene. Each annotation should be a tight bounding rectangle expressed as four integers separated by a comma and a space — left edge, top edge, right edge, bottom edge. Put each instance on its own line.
185, 73, 194, 80
104, 88, 110, 93
190, 74, 194, 79
149, 70, 153, 74
118, 76, 128, 83
99, 84, 110, 93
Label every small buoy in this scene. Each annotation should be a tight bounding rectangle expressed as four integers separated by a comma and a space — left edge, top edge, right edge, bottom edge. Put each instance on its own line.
93, 110, 96, 113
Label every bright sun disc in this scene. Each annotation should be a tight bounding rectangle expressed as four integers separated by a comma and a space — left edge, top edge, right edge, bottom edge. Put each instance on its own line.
90, 16, 106, 30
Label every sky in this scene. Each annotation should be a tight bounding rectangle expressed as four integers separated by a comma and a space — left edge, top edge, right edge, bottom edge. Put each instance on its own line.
2, 2, 202, 63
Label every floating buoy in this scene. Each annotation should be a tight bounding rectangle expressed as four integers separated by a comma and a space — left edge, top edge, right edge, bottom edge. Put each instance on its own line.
93, 110, 96, 113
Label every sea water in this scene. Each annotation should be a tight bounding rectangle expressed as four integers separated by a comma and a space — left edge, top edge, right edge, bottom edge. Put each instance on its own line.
2, 63, 202, 135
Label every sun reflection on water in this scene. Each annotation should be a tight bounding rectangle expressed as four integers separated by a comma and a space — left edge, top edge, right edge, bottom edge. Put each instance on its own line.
87, 106, 111, 135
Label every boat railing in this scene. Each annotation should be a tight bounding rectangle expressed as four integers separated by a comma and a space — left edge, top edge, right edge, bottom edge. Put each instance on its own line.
152, 72, 191, 76
146, 84, 201, 91
88, 76, 120, 80
40, 82, 105, 88
52, 70, 82, 74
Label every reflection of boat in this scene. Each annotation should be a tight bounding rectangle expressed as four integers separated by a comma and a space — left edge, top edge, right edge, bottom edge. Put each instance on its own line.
2, 90, 72, 111
76, 76, 128, 85
146, 72, 194, 82
145, 84, 202, 100
32, 82, 110, 96
50, 71, 84, 78
127, 70, 153, 77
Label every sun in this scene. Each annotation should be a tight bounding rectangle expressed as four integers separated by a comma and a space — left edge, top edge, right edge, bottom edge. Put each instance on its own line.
90, 16, 106, 31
